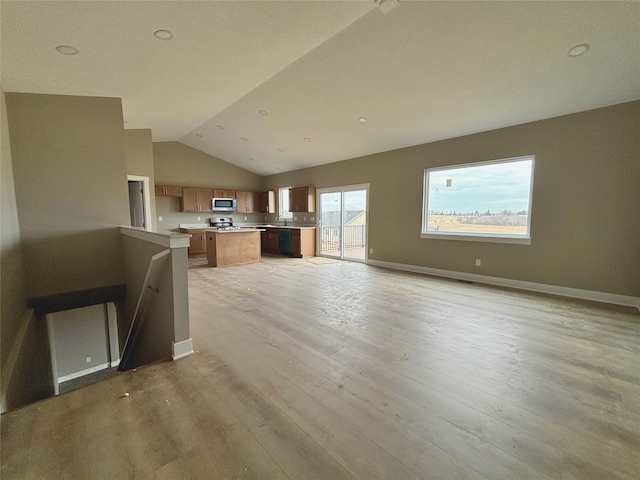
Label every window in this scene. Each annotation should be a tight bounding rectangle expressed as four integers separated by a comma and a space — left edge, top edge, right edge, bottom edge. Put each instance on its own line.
279, 187, 293, 219
422, 156, 534, 244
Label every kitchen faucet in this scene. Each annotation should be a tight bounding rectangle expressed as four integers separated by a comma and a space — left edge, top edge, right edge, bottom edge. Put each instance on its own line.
277, 215, 288, 226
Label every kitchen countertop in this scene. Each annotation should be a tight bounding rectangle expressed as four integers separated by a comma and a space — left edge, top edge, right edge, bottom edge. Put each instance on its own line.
178, 224, 316, 231
209, 228, 264, 233
250, 225, 316, 230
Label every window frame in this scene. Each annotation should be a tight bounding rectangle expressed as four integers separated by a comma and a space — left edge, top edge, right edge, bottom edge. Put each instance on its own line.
278, 186, 293, 219
421, 155, 535, 245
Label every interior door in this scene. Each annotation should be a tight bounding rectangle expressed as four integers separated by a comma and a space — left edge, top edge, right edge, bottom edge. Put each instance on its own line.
318, 185, 368, 262
128, 181, 145, 228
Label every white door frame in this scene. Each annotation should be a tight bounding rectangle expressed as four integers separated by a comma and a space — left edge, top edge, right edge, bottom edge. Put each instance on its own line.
316, 183, 369, 263
127, 175, 153, 231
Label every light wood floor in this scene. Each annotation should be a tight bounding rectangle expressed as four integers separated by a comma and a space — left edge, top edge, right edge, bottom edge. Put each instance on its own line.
3, 255, 640, 479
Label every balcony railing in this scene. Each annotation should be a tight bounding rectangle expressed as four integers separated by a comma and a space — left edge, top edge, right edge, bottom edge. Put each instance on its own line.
321, 224, 366, 250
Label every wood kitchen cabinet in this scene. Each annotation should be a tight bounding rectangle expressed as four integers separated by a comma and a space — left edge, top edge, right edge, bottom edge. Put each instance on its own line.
236, 191, 259, 213
289, 186, 316, 212
213, 189, 235, 199
155, 185, 183, 197
259, 190, 276, 213
182, 187, 213, 212
207, 230, 261, 267
291, 228, 315, 258
261, 227, 315, 257
180, 228, 208, 255
261, 229, 279, 253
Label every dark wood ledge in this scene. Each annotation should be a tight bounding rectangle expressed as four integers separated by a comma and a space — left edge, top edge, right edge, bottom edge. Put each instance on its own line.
27, 284, 126, 316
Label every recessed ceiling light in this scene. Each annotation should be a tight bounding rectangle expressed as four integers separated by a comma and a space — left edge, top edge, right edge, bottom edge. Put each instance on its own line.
277, 148, 284, 153
154, 30, 173, 40
56, 45, 79, 55
258, 110, 268, 116
249, 157, 255, 161
216, 125, 225, 130
240, 137, 248, 141
568, 43, 589, 57
304, 138, 311, 142
358, 117, 367, 123
195, 133, 203, 138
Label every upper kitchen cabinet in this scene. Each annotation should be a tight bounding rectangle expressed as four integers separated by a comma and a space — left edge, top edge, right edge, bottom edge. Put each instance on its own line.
290, 186, 316, 212
236, 191, 259, 213
213, 189, 235, 199
155, 185, 183, 197
259, 190, 276, 214
182, 187, 213, 212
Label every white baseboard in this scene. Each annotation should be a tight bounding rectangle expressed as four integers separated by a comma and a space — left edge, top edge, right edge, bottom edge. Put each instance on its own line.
173, 338, 194, 360
110, 359, 120, 367
58, 362, 110, 384
367, 259, 640, 312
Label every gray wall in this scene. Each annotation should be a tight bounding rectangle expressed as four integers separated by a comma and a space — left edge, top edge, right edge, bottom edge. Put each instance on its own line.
6, 93, 131, 297
263, 101, 640, 297
125, 129, 157, 230
1, 89, 53, 412
120, 235, 190, 367
153, 141, 265, 229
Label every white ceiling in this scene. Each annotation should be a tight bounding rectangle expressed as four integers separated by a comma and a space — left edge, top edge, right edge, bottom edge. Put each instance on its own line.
2, 1, 639, 176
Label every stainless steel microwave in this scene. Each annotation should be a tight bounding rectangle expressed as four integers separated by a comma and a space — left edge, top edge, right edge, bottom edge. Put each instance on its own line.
212, 198, 237, 212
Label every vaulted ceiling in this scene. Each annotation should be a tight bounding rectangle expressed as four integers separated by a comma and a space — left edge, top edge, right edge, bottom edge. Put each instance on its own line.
2, 1, 639, 175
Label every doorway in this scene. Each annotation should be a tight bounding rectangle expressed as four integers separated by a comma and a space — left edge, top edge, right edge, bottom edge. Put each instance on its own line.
318, 184, 369, 262
127, 175, 152, 231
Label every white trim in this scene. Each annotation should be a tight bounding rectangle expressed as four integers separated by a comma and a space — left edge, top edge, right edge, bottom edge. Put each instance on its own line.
127, 175, 153, 231
422, 155, 534, 243
106, 302, 120, 367
1, 309, 34, 412
367, 259, 640, 311
120, 226, 190, 248
421, 232, 531, 245
278, 186, 293, 219
45, 315, 59, 395
58, 363, 110, 384
316, 183, 370, 262
172, 338, 194, 360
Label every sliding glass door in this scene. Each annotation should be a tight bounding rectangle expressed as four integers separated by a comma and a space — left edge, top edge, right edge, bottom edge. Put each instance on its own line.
318, 184, 368, 262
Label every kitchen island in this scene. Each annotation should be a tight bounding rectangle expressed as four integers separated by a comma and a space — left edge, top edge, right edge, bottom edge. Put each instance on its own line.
206, 229, 262, 267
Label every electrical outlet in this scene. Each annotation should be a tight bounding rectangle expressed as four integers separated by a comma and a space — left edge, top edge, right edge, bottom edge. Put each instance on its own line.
370, 248, 374, 254
244, 216, 247, 220
86, 356, 91, 363
197, 216, 201, 221
158, 216, 163, 222
303, 216, 307, 221
310, 216, 315, 221
475, 259, 481, 266
294, 216, 297, 221
264, 215, 267, 220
